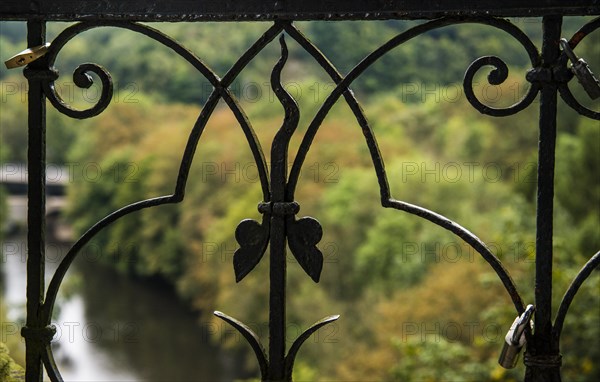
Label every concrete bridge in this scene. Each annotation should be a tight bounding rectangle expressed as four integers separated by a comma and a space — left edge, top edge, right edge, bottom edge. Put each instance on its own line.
1, 163, 71, 241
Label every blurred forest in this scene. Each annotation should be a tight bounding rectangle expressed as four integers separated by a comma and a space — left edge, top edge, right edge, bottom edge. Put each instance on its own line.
1, 17, 599, 381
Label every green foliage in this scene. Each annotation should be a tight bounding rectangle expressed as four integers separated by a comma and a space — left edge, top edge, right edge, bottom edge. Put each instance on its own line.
292, 362, 319, 382
0, 301, 25, 377
556, 267, 600, 382
303, 20, 537, 95
0, 73, 83, 164
61, 87, 598, 380
389, 337, 490, 381
555, 118, 600, 256
0, 74, 27, 163
556, 119, 600, 220
354, 209, 427, 291
2, 18, 581, 104
0, 342, 25, 382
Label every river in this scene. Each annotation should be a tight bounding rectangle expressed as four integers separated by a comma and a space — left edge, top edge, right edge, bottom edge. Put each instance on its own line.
1, 234, 250, 381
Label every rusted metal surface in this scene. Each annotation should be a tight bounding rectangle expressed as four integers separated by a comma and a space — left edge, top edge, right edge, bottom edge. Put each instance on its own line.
0, 0, 599, 21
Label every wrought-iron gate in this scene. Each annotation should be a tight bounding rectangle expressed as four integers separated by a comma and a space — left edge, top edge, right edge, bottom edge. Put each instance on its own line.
1, 1, 599, 381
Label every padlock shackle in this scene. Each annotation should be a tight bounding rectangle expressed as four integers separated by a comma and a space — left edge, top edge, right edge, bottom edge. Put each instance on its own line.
559, 38, 579, 64
511, 304, 535, 344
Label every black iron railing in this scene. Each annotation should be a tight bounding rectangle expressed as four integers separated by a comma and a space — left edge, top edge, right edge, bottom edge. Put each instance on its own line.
1, 1, 599, 381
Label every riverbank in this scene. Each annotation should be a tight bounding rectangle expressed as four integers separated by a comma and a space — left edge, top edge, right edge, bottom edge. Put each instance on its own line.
1, 233, 250, 381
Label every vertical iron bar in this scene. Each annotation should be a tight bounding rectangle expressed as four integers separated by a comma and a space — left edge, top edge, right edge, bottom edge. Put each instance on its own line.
526, 15, 562, 382
268, 37, 297, 381
269, 139, 288, 381
268, 213, 287, 381
24, 20, 47, 382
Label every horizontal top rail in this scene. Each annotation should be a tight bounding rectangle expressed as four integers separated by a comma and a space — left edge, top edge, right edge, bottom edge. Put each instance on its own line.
0, 0, 599, 21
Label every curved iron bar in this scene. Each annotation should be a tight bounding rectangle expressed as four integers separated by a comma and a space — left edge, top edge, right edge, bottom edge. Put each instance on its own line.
214, 311, 269, 379
283, 23, 391, 203
558, 83, 600, 119
213, 21, 287, 200
43, 21, 276, 199
286, 17, 537, 312
557, 16, 600, 120
464, 55, 541, 116
42, 195, 174, 322
382, 199, 524, 311
41, 21, 282, 328
42, 346, 63, 382
43, 21, 220, 91
553, 251, 600, 342
284, 315, 340, 379
43, 62, 114, 119
288, 16, 540, 199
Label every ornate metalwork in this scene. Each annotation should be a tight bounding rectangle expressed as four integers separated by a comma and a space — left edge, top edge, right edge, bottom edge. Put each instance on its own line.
220, 37, 335, 381
1, 3, 599, 381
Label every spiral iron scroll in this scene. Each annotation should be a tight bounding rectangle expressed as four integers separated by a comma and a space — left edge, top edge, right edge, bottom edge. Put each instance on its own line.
28, 16, 599, 381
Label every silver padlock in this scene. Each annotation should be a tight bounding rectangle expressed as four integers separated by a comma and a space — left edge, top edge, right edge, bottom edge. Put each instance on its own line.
499, 304, 535, 369
560, 38, 600, 100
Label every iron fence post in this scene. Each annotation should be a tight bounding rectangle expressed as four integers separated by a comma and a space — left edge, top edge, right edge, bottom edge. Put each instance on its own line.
525, 14, 563, 382
23, 19, 47, 382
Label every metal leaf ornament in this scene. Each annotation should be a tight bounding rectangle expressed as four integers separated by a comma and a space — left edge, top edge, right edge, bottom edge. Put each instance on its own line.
287, 216, 324, 282
233, 218, 269, 282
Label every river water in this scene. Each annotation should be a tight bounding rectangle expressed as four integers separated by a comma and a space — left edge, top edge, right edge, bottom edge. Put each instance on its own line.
1, 235, 249, 381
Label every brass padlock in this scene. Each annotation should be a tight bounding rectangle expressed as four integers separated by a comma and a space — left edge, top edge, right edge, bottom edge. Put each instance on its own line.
499, 304, 535, 369
4, 43, 50, 69
560, 38, 600, 100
